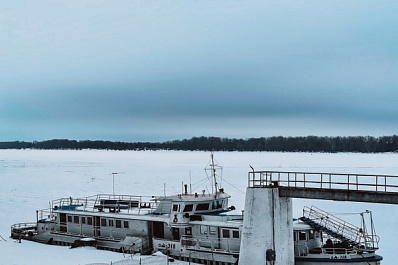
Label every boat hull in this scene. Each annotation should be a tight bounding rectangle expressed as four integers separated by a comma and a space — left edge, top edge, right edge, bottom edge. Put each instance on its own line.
153, 238, 239, 265
295, 255, 383, 265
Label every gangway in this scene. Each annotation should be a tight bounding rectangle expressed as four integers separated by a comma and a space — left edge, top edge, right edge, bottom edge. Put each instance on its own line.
299, 206, 379, 250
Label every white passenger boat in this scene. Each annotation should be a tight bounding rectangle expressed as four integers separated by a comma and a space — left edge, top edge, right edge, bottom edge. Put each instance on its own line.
11, 154, 382, 265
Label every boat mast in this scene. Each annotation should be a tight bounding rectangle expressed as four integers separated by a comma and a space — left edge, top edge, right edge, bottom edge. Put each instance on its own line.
210, 151, 218, 198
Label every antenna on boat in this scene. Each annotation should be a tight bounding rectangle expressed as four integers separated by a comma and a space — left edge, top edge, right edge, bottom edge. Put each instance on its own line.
190, 170, 192, 194
211, 151, 218, 196
204, 151, 223, 198
110, 172, 124, 195
111, 173, 118, 195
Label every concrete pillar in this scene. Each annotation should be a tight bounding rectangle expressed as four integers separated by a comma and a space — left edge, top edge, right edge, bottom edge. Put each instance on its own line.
239, 187, 294, 265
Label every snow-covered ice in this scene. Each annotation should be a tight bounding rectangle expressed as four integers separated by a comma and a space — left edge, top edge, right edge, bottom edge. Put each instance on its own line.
1, 150, 397, 264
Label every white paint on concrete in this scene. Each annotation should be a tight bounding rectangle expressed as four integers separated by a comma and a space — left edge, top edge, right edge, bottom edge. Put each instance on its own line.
239, 187, 294, 265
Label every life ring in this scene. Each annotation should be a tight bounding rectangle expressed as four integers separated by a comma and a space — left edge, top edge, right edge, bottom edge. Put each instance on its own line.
173, 215, 178, 223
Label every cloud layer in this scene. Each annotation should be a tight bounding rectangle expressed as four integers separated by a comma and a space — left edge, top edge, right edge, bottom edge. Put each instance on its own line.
1, 1, 397, 141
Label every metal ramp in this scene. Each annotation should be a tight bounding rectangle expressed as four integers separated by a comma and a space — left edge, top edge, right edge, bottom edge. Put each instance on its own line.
299, 206, 378, 249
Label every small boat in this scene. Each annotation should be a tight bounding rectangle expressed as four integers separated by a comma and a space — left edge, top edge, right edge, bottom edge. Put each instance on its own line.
11, 153, 382, 265
294, 206, 382, 265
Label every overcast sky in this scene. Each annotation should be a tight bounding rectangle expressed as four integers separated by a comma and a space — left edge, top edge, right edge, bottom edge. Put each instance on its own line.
1, 0, 397, 142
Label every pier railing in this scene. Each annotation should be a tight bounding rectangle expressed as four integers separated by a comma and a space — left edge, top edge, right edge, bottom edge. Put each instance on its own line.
248, 171, 398, 193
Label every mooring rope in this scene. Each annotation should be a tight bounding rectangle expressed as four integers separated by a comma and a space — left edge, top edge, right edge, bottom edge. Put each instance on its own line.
0, 234, 7, 242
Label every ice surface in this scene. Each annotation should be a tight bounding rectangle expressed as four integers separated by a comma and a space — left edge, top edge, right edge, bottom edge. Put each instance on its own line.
1, 150, 397, 264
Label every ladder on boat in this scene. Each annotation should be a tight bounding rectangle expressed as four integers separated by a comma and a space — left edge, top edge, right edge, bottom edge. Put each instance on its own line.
299, 206, 378, 249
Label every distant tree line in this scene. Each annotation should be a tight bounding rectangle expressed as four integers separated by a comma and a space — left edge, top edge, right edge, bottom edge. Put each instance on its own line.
1, 136, 398, 153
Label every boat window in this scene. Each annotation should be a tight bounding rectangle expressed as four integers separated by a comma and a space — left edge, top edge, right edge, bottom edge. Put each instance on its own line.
185, 227, 192, 236
200, 225, 208, 234
87, 217, 93, 225
67, 216, 72, 223
209, 226, 217, 235
222, 229, 230, 238
299, 231, 307, 241
294, 232, 297, 242
108, 219, 114, 227
81, 217, 86, 224
116, 220, 122, 228
74, 216, 79, 224
232, 230, 240, 239
183, 204, 193, 212
196, 203, 210, 211
309, 230, 314, 240
172, 204, 180, 212
212, 200, 223, 209
123, 221, 129, 229
101, 218, 107, 227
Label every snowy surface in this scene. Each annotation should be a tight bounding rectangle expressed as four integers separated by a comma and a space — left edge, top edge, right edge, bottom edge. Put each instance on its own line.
1, 150, 397, 264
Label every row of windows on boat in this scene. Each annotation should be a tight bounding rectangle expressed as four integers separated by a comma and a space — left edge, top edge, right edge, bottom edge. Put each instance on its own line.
294, 230, 317, 242
64, 215, 240, 239
199, 225, 240, 239
172, 200, 225, 212
66, 215, 129, 229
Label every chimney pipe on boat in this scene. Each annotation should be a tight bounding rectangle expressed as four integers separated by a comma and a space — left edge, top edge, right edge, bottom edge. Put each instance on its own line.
184, 184, 188, 195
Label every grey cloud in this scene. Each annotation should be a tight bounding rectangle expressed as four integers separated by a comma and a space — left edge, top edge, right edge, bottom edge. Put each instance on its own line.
1, 0, 398, 141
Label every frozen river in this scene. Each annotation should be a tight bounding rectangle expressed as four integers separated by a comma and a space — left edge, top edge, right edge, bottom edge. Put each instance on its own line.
1, 150, 397, 264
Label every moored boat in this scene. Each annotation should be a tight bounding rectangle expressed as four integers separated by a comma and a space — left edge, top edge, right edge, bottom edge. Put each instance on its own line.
11, 153, 382, 265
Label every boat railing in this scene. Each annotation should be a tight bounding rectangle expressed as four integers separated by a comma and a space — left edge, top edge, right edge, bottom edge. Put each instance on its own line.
294, 242, 309, 256
181, 236, 240, 253
11, 222, 38, 239
51, 194, 158, 214
321, 247, 357, 255
11, 222, 37, 231
122, 236, 144, 255
37, 208, 54, 221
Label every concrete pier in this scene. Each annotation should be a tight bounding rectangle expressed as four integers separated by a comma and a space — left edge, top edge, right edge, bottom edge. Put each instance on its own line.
239, 187, 294, 265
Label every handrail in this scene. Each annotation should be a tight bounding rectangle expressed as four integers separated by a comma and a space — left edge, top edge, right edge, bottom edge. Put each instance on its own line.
301, 206, 379, 250
11, 222, 37, 230
321, 248, 358, 255
294, 241, 309, 256
181, 236, 240, 253
248, 171, 398, 193
302, 206, 363, 245
49, 194, 158, 214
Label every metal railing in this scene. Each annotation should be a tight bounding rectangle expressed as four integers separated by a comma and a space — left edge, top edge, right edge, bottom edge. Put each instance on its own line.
248, 171, 398, 193
11, 222, 38, 239
301, 206, 379, 250
302, 206, 363, 246
50, 194, 158, 214
181, 236, 240, 253
11, 222, 37, 232
321, 248, 358, 255
294, 242, 309, 256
